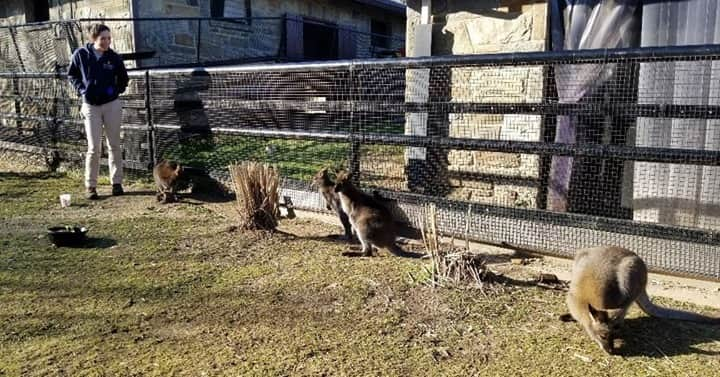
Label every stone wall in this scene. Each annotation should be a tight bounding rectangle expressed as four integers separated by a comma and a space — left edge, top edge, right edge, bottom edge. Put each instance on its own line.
131, 0, 406, 66
406, 0, 546, 208
50, 0, 135, 55
252, 0, 405, 35
1, 0, 405, 69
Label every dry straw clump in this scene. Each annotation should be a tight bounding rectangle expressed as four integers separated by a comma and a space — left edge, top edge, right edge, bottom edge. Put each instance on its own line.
421, 203, 498, 290
229, 161, 280, 230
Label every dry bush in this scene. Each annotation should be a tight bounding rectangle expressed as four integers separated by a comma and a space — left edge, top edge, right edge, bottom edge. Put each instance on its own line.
229, 161, 280, 230
421, 204, 498, 290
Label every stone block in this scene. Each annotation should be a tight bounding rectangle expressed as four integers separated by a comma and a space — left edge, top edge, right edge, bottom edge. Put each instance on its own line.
449, 114, 502, 139
449, 64, 544, 104
522, 3, 548, 41
449, 176, 494, 192
493, 185, 538, 208
448, 150, 474, 166
517, 154, 541, 178
174, 33, 195, 47
501, 114, 542, 142
464, 12, 532, 46
448, 187, 494, 202
464, 39, 545, 55
474, 152, 522, 169
163, 2, 201, 17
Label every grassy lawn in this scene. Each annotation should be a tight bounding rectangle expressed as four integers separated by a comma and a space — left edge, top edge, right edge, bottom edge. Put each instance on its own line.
160, 135, 407, 184
1, 163, 719, 376
162, 136, 350, 181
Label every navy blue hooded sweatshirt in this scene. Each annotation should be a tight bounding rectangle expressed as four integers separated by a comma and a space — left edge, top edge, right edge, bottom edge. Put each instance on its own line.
67, 43, 129, 106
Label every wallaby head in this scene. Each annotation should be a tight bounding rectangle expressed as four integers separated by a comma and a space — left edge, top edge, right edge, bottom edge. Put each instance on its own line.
312, 167, 354, 241
154, 160, 184, 203
333, 170, 353, 194
155, 160, 183, 180
312, 167, 333, 188
584, 304, 623, 354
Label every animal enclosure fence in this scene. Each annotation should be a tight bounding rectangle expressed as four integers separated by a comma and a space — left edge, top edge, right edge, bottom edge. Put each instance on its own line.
1, 45, 720, 280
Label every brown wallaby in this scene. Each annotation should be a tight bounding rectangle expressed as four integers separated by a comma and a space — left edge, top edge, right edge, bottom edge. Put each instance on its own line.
312, 167, 354, 241
333, 171, 423, 258
560, 246, 720, 354
153, 160, 183, 204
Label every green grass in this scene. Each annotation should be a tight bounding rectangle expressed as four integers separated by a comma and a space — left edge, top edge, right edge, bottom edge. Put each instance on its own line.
1, 165, 719, 376
163, 136, 349, 181
161, 135, 407, 182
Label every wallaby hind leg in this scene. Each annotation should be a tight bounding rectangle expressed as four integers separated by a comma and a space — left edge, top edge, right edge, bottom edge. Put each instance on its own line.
358, 234, 373, 257
169, 187, 178, 203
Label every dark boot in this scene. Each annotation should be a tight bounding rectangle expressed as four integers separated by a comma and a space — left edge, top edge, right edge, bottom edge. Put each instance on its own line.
112, 184, 124, 196
86, 187, 99, 200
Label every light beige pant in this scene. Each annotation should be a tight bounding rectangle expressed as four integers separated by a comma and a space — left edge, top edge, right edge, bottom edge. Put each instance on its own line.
81, 99, 123, 188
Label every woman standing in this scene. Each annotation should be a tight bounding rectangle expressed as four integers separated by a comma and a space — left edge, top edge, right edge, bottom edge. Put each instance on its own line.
67, 23, 129, 199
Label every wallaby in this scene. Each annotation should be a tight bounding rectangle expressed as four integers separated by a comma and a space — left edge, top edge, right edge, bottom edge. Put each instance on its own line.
560, 246, 720, 354
312, 167, 354, 241
153, 160, 183, 204
333, 171, 423, 258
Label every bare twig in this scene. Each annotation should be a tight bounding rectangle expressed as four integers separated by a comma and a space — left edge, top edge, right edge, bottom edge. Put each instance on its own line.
421, 204, 496, 291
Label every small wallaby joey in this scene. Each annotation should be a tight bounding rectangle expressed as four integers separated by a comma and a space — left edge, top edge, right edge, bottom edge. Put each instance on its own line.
312, 167, 353, 241
333, 171, 422, 258
561, 246, 720, 354
153, 160, 183, 203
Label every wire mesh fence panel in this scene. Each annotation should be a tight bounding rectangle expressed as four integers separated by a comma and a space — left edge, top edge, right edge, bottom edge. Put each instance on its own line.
150, 67, 354, 181
1, 45, 719, 279
0, 71, 150, 170
0, 28, 23, 72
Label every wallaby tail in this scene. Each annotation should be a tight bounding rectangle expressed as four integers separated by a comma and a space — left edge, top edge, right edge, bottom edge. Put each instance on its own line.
388, 243, 425, 259
636, 290, 720, 324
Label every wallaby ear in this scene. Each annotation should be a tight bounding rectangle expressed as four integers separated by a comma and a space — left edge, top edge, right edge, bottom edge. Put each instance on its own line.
318, 166, 332, 176
330, 163, 343, 173
588, 304, 608, 324
335, 170, 348, 183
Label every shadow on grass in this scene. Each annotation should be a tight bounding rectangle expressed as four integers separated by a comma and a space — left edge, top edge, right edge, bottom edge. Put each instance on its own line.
0, 171, 63, 181
617, 316, 720, 357
51, 236, 118, 249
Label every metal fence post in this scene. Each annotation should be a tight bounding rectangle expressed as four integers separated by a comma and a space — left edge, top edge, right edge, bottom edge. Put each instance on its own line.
145, 70, 156, 169
11, 73, 22, 134
49, 66, 61, 145
196, 19, 202, 65
8, 26, 26, 72
348, 63, 361, 185
9, 26, 25, 134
